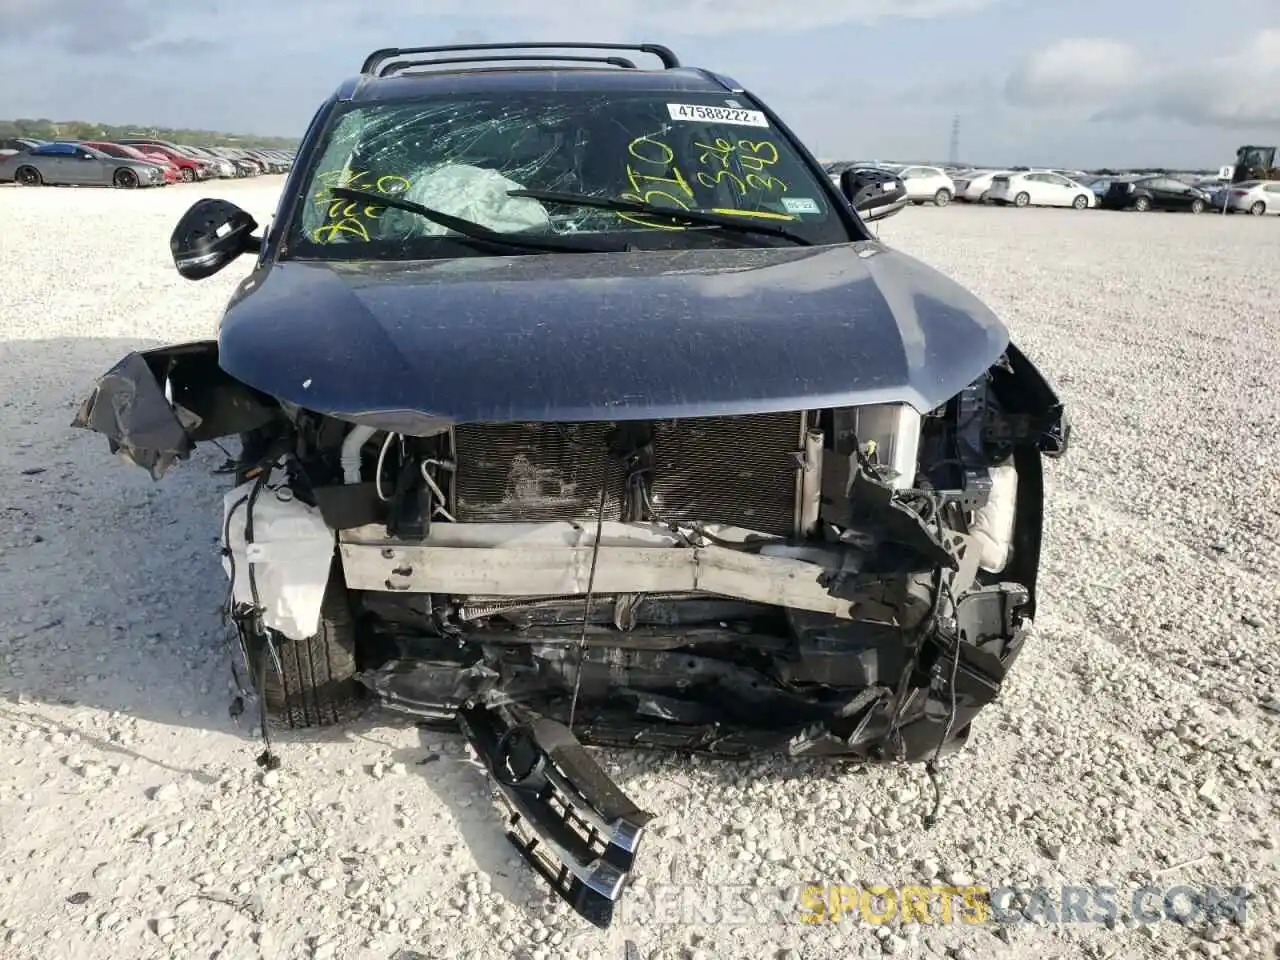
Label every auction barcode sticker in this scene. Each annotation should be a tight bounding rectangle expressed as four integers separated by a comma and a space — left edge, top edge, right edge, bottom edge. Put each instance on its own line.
667, 103, 769, 127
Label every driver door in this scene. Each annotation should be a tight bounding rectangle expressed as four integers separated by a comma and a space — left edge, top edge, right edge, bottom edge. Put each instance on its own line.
63, 148, 101, 185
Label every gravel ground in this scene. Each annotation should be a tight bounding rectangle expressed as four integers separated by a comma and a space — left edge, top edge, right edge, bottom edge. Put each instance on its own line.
0, 179, 1277, 960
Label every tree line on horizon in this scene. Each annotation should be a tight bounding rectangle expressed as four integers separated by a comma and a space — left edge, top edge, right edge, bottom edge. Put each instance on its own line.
0, 118, 298, 149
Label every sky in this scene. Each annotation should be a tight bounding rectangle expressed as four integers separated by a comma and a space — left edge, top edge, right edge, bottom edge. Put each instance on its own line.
2, 0, 1279, 169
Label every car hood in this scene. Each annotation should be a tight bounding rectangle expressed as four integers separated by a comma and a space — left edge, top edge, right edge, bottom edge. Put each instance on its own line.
218, 243, 1009, 427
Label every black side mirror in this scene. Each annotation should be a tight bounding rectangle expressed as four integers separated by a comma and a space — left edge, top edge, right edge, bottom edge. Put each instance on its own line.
170, 198, 260, 280
840, 168, 908, 222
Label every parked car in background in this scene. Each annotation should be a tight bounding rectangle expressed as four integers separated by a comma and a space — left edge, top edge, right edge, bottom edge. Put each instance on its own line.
821, 160, 859, 185
987, 171, 1096, 209
177, 145, 237, 178
1080, 175, 1125, 204
896, 165, 955, 206
952, 169, 1009, 203
0, 141, 166, 188
245, 148, 291, 173
1223, 180, 1280, 215
81, 141, 180, 183
115, 140, 215, 181
211, 148, 263, 176
1100, 176, 1213, 213
0, 137, 45, 158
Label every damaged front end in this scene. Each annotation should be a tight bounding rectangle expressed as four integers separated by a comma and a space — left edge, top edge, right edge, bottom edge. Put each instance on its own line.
72, 339, 1068, 926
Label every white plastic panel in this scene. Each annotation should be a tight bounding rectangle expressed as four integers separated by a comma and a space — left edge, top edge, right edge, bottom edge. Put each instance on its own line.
848, 403, 922, 489
221, 475, 337, 640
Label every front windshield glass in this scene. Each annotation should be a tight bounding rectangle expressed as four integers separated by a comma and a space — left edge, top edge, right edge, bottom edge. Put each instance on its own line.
286, 88, 850, 259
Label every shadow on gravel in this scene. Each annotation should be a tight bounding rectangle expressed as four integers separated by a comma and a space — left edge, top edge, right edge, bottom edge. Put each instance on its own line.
0, 337, 244, 736
388, 726, 532, 906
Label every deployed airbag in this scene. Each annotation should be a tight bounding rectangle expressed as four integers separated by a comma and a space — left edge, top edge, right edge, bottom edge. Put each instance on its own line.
382, 163, 551, 238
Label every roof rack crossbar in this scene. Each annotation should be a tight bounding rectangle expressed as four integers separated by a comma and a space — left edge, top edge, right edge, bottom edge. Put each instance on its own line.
360, 42, 679, 75
379, 54, 638, 77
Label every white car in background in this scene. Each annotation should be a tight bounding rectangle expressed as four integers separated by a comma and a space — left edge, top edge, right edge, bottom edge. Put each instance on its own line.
896, 165, 956, 206
1224, 180, 1280, 215
987, 171, 1096, 209
952, 169, 1010, 203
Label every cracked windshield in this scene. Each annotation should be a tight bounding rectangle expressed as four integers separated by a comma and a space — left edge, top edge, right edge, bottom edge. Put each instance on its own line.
291, 89, 844, 256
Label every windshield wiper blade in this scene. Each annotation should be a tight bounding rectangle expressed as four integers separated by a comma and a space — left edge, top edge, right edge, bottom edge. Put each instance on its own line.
506, 189, 813, 246
327, 187, 612, 254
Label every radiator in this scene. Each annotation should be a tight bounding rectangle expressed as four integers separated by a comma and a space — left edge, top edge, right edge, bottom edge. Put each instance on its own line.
452, 413, 804, 535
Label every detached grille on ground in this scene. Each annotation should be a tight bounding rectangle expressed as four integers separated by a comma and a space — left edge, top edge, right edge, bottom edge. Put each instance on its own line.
451, 413, 804, 535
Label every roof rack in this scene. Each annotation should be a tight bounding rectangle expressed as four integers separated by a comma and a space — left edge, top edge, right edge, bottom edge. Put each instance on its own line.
360, 42, 680, 76
380, 54, 638, 77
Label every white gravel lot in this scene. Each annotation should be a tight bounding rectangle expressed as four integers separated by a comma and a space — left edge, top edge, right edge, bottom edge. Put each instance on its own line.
0, 179, 1277, 960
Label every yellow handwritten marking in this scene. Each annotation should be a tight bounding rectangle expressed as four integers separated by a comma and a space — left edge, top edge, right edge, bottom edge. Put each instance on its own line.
310, 219, 371, 243
617, 190, 692, 230
738, 139, 779, 169
746, 173, 787, 192
696, 168, 747, 195
707, 208, 797, 220
626, 163, 694, 198
311, 168, 410, 243
694, 138, 735, 168
374, 174, 410, 195
627, 135, 675, 166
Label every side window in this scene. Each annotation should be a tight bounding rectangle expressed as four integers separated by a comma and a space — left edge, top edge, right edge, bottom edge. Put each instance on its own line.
1265, 184, 1280, 194
899, 167, 920, 179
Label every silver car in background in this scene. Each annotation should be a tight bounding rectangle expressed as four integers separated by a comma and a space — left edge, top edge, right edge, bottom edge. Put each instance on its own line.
0, 141, 167, 188
1224, 180, 1280, 215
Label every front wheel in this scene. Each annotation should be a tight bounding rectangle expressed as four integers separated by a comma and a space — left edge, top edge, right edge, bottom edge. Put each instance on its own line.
180, 166, 195, 183
14, 166, 42, 187
1072, 194, 1090, 210
933, 188, 952, 207
1250, 201, 1266, 216
1189, 198, 1205, 214
1013, 192, 1030, 208
113, 168, 139, 189
241, 561, 362, 729
1133, 196, 1151, 212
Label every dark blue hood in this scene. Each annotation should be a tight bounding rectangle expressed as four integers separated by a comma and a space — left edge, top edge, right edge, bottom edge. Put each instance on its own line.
218, 242, 1009, 426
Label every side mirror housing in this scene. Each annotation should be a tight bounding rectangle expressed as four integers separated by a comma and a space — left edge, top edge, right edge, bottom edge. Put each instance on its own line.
839, 168, 908, 222
170, 198, 260, 280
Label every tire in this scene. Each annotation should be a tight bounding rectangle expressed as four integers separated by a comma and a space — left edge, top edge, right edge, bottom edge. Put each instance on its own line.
180, 166, 195, 183
1250, 201, 1266, 216
14, 165, 42, 187
1133, 196, 1151, 212
1072, 194, 1089, 210
1189, 198, 1205, 214
1013, 192, 1030, 208
933, 188, 952, 207
113, 168, 139, 189
243, 560, 362, 729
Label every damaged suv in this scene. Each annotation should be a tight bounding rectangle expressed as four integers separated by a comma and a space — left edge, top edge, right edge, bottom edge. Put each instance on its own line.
73, 42, 1069, 926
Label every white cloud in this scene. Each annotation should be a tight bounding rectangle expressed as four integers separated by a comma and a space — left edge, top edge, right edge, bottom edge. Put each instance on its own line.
1005, 30, 1280, 128
372, 0, 1001, 38
0, 0, 1004, 56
